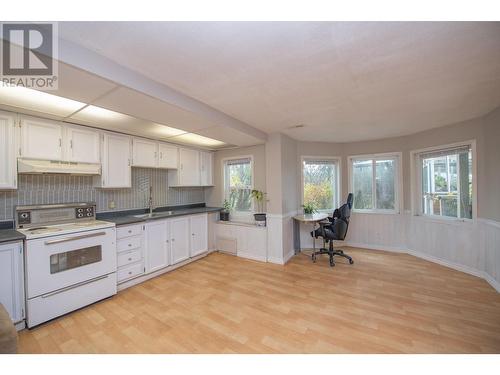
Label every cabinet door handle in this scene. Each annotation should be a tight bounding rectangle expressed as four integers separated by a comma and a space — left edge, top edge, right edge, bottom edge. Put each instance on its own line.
160, 152, 163, 159
59, 138, 62, 147
171, 238, 175, 242
70, 139, 73, 149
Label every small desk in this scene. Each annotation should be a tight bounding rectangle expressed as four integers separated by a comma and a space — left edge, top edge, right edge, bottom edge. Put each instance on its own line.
292, 213, 329, 256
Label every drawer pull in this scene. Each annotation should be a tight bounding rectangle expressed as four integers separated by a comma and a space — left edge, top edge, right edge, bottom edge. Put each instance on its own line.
128, 257, 132, 261
128, 243, 132, 247
128, 230, 132, 233
128, 271, 132, 275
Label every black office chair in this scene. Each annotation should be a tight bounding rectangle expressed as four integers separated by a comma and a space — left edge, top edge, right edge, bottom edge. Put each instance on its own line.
310, 193, 354, 267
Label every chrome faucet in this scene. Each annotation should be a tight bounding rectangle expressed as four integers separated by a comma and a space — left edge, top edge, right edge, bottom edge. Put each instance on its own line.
148, 186, 154, 215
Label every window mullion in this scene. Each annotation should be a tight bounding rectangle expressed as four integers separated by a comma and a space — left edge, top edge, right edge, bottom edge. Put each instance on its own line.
372, 159, 376, 211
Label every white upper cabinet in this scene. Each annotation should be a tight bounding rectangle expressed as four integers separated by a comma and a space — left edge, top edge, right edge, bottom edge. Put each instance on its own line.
0, 111, 17, 189
132, 138, 158, 168
158, 143, 178, 169
65, 126, 100, 164
99, 132, 131, 188
170, 216, 190, 264
20, 116, 63, 161
200, 151, 214, 186
178, 148, 200, 186
190, 214, 208, 257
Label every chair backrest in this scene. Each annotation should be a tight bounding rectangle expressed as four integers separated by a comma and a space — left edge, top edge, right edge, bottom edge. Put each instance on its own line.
331, 193, 353, 241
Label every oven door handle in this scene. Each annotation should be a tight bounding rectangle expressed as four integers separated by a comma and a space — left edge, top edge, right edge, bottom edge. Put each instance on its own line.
41, 275, 110, 299
44, 231, 107, 245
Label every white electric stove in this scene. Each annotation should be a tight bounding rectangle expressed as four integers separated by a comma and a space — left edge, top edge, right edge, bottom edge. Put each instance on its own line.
16, 203, 117, 328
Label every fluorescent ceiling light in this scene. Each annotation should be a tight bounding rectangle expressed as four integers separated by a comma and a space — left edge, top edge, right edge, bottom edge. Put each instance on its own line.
0, 85, 86, 117
172, 133, 227, 147
73, 105, 132, 121
151, 123, 187, 137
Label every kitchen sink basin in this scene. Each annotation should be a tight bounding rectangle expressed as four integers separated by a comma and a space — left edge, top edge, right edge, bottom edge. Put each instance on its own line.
133, 211, 174, 219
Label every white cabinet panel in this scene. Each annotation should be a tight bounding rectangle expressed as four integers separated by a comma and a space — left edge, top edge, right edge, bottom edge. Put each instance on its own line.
190, 214, 208, 257
179, 148, 200, 186
20, 116, 63, 160
200, 151, 213, 186
0, 111, 17, 189
100, 133, 131, 188
170, 217, 190, 264
145, 219, 170, 273
66, 126, 100, 164
132, 138, 158, 168
0, 242, 25, 323
158, 143, 178, 169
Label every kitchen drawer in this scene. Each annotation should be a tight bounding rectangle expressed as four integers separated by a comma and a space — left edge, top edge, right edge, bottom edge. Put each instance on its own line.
117, 248, 142, 268
117, 236, 142, 253
117, 262, 144, 283
117, 224, 143, 239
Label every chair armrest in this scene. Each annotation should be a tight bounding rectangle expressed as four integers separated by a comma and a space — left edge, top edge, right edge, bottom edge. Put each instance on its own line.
318, 220, 330, 238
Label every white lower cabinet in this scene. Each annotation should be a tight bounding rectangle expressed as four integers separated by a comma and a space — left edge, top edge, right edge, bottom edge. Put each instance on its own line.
190, 214, 208, 257
116, 223, 145, 284
170, 217, 190, 264
143, 213, 208, 272
145, 219, 170, 273
0, 241, 25, 324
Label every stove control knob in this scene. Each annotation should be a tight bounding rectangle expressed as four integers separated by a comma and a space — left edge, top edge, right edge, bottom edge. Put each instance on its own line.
87, 213, 92, 217
77, 208, 84, 213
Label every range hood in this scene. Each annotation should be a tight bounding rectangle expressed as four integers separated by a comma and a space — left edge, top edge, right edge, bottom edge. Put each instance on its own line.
18, 159, 101, 175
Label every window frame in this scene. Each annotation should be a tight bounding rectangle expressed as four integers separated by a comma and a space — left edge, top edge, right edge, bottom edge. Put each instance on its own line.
348, 152, 403, 214
221, 155, 254, 216
410, 140, 477, 222
300, 156, 342, 214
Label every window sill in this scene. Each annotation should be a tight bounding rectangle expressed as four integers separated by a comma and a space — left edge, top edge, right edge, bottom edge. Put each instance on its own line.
352, 210, 400, 215
412, 214, 475, 226
217, 220, 266, 229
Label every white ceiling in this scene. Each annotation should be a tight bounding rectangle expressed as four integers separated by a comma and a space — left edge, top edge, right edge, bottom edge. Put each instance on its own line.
58, 21, 500, 143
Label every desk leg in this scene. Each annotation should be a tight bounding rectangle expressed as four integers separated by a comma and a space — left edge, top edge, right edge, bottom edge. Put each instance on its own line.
294, 219, 301, 254
312, 222, 316, 259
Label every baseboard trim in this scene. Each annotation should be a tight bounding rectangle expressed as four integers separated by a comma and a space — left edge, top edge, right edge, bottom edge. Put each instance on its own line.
237, 251, 267, 262
405, 249, 484, 278
482, 272, 500, 293
283, 250, 295, 264
267, 256, 284, 265
344, 242, 407, 253
345, 242, 499, 293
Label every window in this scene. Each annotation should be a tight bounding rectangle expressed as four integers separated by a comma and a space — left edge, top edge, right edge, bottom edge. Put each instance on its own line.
350, 154, 400, 213
223, 157, 253, 212
417, 143, 473, 219
302, 157, 340, 212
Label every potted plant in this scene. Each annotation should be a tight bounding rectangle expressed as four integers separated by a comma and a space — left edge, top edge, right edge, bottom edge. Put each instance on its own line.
220, 199, 231, 221
302, 202, 316, 215
251, 189, 267, 226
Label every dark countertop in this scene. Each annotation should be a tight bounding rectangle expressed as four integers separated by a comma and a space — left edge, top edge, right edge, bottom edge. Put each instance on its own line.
97, 206, 223, 226
0, 229, 25, 244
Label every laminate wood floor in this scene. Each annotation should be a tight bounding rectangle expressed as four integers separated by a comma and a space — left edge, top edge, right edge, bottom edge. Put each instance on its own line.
18, 248, 500, 353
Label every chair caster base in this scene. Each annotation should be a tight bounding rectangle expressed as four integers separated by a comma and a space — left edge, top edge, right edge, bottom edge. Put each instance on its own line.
311, 248, 353, 267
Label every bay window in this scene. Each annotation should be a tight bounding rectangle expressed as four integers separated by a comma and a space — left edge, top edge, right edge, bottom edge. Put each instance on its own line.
349, 154, 400, 213
416, 143, 474, 219
301, 157, 340, 212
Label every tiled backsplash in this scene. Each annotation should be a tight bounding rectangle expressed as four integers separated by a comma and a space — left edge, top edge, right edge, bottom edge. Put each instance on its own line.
0, 168, 206, 221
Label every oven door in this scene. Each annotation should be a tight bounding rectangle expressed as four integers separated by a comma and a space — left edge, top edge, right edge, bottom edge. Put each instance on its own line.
25, 227, 116, 299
